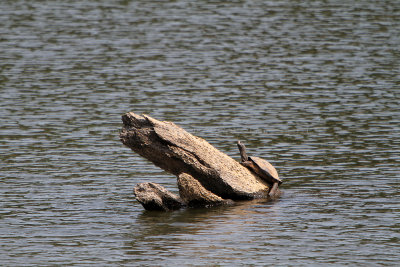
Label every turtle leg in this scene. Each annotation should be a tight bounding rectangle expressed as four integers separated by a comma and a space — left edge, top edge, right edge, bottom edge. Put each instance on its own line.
268, 182, 280, 198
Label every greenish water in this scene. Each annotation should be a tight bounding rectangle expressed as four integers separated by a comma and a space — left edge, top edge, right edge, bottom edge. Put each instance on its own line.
1, 0, 399, 265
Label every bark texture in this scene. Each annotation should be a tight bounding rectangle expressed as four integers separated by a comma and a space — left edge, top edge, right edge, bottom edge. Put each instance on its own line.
120, 112, 271, 210
177, 173, 233, 207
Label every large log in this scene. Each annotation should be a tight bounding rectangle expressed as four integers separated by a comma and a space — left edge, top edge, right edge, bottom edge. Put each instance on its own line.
119, 112, 271, 210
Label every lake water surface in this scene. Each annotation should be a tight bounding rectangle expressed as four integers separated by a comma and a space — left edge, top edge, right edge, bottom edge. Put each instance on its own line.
1, 0, 399, 265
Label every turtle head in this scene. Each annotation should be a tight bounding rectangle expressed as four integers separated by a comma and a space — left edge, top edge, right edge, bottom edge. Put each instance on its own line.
237, 140, 249, 162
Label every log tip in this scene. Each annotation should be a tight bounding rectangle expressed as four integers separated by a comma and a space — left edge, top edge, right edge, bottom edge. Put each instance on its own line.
121, 112, 149, 129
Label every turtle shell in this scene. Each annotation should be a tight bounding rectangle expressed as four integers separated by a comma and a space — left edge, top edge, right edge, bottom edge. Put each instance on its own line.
249, 156, 282, 185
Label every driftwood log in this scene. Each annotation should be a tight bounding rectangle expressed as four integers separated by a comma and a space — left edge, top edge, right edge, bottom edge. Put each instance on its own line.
119, 112, 273, 211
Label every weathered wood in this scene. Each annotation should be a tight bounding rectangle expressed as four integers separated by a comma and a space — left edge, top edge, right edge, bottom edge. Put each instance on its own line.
177, 173, 233, 207
120, 112, 271, 210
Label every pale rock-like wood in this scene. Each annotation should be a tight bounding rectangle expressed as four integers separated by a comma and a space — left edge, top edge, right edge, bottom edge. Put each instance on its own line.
177, 173, 233, 207
133, 182, 185, 211
120, 112, 271, 210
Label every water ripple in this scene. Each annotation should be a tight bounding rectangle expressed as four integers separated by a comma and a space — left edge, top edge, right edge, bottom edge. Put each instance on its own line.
1, 0, 400, 265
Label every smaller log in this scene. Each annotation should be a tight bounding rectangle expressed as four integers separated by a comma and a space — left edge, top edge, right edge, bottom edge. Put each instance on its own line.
133, 183, 185, 211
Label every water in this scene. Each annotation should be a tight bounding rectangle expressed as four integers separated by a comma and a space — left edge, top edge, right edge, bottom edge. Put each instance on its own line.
1, 0, 399, 265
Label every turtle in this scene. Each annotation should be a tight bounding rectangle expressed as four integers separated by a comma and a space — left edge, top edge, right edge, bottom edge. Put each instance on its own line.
237, 141, 282, 198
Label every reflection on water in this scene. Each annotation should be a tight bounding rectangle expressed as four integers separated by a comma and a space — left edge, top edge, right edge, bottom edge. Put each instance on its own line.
1, 0, 399, 265
126, 200, 283, 265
